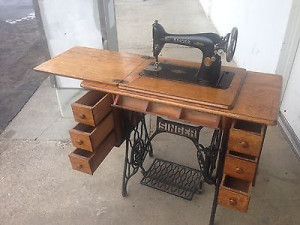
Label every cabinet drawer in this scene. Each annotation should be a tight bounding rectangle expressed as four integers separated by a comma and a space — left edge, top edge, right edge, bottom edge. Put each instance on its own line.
113, 95, 221, 129
224, 151, 257, 181
69, 113, 114, 152
218, 175, 252, 212
228, 120, 266, 157
71, 90, 112, 126
69, 131, 116, 175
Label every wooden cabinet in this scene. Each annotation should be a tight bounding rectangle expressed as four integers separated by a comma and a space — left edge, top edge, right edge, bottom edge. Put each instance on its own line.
218, 175, 252, 212
69, 113, 114, 152
218, 119, 266, 212
34, 47, 283, 222
71, 90, 112, 126
228, 120, 266, 157
113, 95, 221, 129
223, 152, 257, 181
69, 91, 124, 175
69, 132, 116, 175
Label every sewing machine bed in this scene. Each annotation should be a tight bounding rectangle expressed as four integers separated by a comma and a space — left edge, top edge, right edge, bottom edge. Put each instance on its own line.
34, 47, 249, 110
140, 61, 235, 89
35, 46, 282, 125
119, 63, 246, 110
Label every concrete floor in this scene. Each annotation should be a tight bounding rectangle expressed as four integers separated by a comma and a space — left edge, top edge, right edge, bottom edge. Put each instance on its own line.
1, 0, 300, 224
0, 0, 49, 133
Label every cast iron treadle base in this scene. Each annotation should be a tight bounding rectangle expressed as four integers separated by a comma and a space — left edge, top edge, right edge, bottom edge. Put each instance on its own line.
140, 158, 203, 200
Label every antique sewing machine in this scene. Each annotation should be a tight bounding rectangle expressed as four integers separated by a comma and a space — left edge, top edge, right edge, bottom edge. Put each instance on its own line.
141, 20, 238, 89
34, 19, 282, 225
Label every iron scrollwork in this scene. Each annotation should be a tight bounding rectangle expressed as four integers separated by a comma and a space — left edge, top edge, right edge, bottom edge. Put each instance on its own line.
196, 129, 222, 185
150, 117, 222, 185
120, 113, 226, 225
122, 111, 153, 197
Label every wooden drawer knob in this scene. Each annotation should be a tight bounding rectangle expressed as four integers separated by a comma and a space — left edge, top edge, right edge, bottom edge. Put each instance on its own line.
229, 198, 237, 205
240, 141, 248, 148
235, 167, 244, 174
79, 114, 86, 119
76, 140, 84, 145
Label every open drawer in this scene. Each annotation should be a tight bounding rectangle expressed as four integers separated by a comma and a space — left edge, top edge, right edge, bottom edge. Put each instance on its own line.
69, 113, 114, 152
218, 175, 252, 212
71, 90, 112, 126
223, 150, 258, 181
228, 119, 266, 157
69, 131, 116, 175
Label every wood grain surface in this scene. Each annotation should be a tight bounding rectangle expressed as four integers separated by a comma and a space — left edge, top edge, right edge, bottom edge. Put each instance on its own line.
34, 46, 146, 86
69, 131, 116, 175
113, 95, 221, 128
120, 64, 247, 109
34, 47, 282, 125
81, 72, 282, 126
71, 91, 112, 126
223, 155, 257, 181
228, 125, 265, 157
218, 175, 252, 212
69, 113, 114, 152
218, 187, 250, 212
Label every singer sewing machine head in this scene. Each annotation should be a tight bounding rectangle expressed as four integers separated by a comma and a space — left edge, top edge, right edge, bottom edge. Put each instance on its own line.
141, 20, 238, 89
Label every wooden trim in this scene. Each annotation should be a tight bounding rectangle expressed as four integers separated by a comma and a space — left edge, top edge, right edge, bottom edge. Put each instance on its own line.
113, 95, 221, 128
81, 75, 281, 126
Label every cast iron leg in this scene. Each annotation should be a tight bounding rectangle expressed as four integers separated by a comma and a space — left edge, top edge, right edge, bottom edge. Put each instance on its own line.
142, 115, 153, 158
209, 128, 229, 225
122, 138, 130, 197
121, 111, 153, 197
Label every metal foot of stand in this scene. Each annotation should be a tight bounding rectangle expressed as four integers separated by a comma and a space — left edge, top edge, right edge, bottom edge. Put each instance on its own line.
140, 158, 203, 200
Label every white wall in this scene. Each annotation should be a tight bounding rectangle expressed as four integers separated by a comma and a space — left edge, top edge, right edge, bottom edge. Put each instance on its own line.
199, 0, 292, 73
38, 0, 107, 117
278, 1, 300, 152
199, 0, 211, 16
281, 41, 300, 139
38, 0, 103, 88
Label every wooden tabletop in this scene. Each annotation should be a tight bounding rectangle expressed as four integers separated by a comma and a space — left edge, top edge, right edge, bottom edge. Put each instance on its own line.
119, 64, 247, 109
34, 46, 282, 126
34, 46, 146, 86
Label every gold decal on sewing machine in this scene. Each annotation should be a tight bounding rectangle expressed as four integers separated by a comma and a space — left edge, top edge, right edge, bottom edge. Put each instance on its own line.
194, 41, 204, 47
165, 37, 191, 45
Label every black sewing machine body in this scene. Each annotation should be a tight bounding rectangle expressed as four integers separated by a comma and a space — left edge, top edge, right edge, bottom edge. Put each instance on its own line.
142, 21, 238, 88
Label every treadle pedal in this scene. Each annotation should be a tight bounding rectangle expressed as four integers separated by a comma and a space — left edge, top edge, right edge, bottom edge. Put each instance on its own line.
140, 158, 203, 200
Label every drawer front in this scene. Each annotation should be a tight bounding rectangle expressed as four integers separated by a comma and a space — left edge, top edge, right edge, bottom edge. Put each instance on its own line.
69, 149, 93, 174
69, 113, 114, 152
71, 92, 112, 126
69, 132, 116, 175
218, 187, 250, 212
228, 129, 263, 156
69, 129, 93, 151
223, 155, 257, 181
113, 95, 221, 129
72, 105, 94, 126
